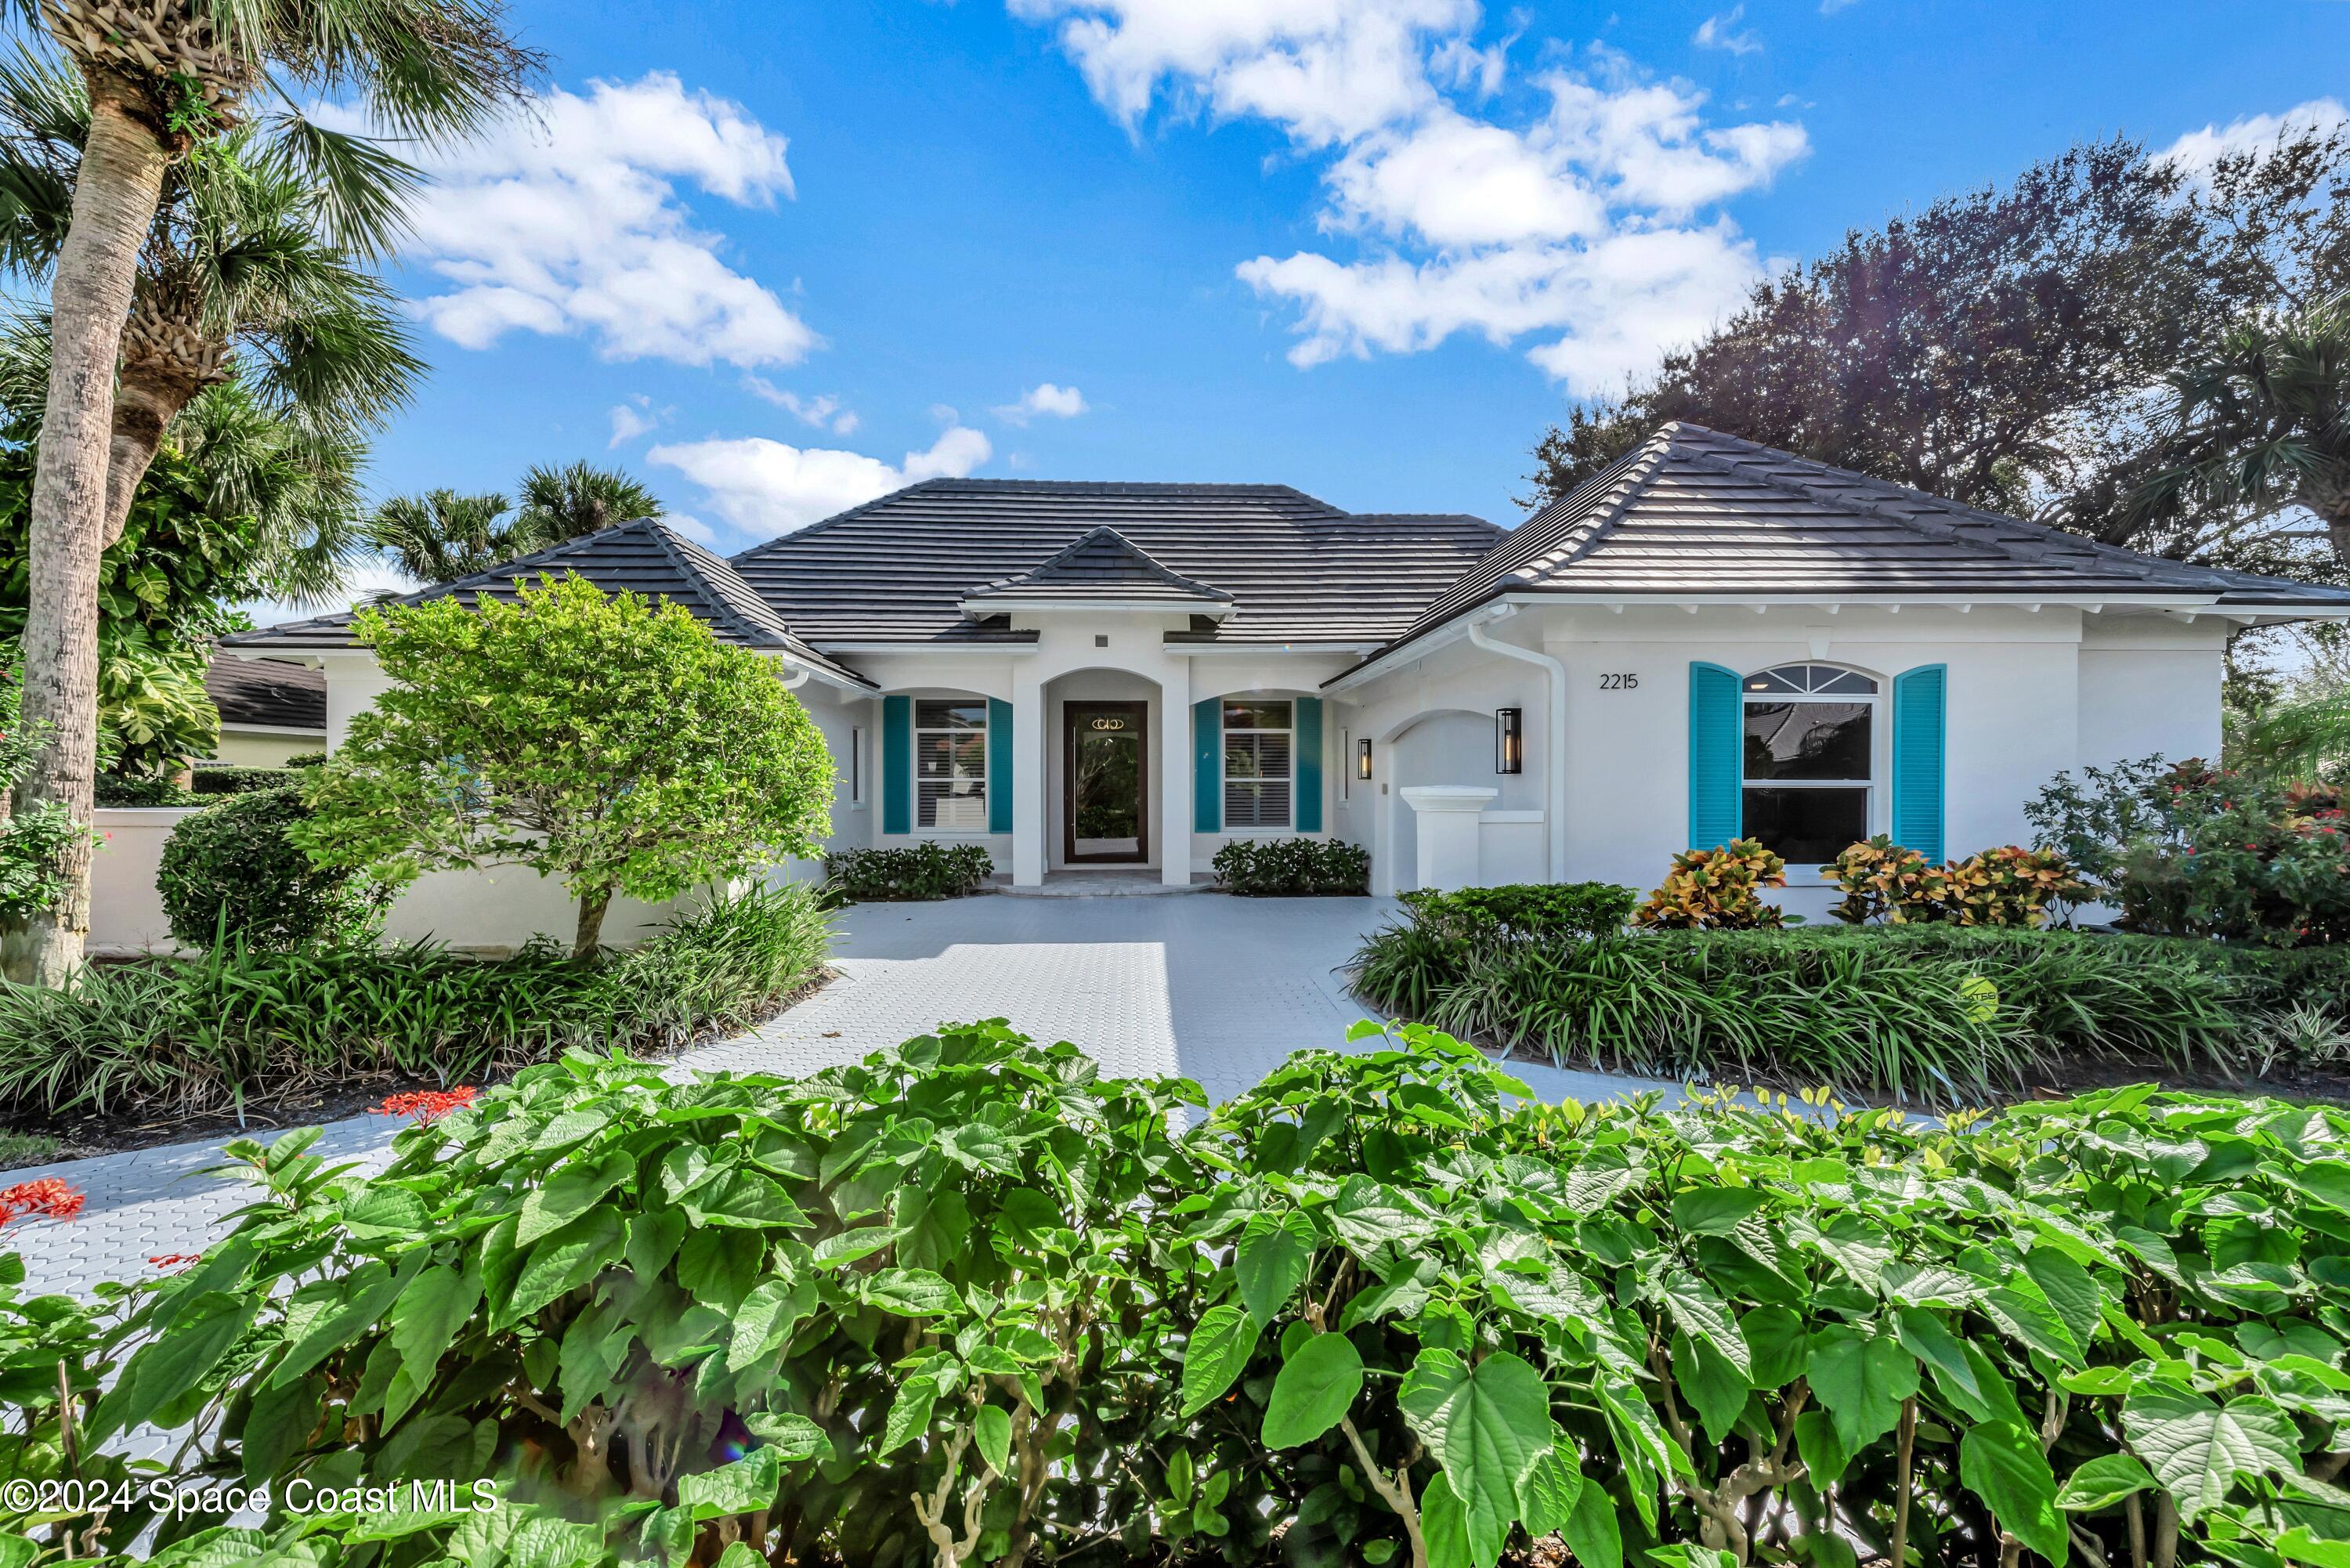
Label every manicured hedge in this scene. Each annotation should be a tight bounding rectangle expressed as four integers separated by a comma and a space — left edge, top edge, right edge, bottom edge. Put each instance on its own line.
0, 884, 832, 1118
156, 786, 389, 951
6, 1024, 2347, 1568
824, 842, 995, 901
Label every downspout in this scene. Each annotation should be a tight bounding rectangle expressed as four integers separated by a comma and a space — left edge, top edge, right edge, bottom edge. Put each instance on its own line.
1466, 605, 1567, 883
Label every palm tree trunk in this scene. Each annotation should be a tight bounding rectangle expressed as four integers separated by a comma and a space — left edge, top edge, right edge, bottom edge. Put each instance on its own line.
104, 301, 232, 546
13, 74, 170, 985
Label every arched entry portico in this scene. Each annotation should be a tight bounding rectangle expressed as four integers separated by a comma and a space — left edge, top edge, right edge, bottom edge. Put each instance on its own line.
1043, 667, 1165, 869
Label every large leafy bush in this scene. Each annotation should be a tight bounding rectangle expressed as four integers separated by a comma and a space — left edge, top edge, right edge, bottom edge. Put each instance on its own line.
156, 786, 390, 950
0, 884, 831, 1118
1824, 837, 2086, 927
1632, 840, 1788, 930
1398, 881, 1635, 945
14, 1026, 2350, 1568
824, 842, 995, 901
1213, 836, 1371, 896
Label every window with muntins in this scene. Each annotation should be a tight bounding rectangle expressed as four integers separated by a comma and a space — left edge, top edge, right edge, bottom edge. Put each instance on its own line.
916, 699, 988, 830
1223, 699, 1292, 829
1740, 663, 1877, 865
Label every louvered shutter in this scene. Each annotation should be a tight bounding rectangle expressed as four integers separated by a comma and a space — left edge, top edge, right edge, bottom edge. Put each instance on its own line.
1192, 698, 1221, 833
882, 695, 911, 835
1891, 664, 1947, 865
1294, 698, 1324, 833
987, 699, 1013, 834
1688, 662, 1742, 849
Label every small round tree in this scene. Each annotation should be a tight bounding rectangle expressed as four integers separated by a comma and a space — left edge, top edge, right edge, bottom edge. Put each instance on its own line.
298, 574, 834, 957
158, 786, 388, 950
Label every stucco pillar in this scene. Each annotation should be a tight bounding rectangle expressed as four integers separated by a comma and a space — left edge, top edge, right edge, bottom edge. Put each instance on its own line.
1011, 670, 1046, 885
1401, 786, 1495, 894
1161, 656, 1193, 886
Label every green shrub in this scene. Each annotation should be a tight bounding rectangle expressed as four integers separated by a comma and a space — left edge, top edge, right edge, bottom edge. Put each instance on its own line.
156, 786, 390, 950
824, 841, 995, 900
12, 1023, 2350, 1568
1211, 835, 1370, 894
282, 750, 326, 768
0, 883, 832, 1118
188, 764, 306, 795
1397, 880, 1634, 943
1632, 838, 1788, 929
91, 773, 194, 807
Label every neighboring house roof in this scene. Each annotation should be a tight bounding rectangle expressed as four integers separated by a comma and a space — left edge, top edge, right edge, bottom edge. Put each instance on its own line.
964, 525, 1235, 607
204, 653, 324, 732
1372, 421, 2350, 663
222, 518, 874, 689
728, 480, 1504, 645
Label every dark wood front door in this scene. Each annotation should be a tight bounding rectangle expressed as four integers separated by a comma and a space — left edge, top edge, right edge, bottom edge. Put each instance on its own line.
1063, 702, 1148, 864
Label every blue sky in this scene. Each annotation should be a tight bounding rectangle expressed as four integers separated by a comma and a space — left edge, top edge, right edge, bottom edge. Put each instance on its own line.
338, 0, 2350, 582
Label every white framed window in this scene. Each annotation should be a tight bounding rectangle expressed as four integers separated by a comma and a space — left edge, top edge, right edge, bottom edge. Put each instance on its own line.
1740, 663, 1878, 864
849, 725, 869, 806
916, 699, 989, 831
1223, 698, 1292, 829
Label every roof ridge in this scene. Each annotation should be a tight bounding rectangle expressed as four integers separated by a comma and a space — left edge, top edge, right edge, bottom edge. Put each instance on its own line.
640, 522, 784, 647
967, 524, 1235, 601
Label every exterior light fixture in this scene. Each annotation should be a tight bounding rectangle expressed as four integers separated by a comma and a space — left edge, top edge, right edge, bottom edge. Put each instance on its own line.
1495, 708, 1524, 775
1357, 738, 1374, 780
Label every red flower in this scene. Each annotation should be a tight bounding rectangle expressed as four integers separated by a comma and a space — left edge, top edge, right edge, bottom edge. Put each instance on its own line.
0, 1178, 85, 1226
147, 1253, 203, 1268
374, 1086, 479, 1124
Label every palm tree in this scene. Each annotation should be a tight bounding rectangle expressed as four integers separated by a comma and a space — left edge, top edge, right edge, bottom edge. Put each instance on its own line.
515, 460, 662, 544
2138, 291, 2350, 566
6, 0, 537, 981
366, 488, 523, 585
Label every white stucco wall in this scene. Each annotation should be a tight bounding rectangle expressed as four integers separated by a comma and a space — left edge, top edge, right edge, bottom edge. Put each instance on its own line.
207, 728, 323, 768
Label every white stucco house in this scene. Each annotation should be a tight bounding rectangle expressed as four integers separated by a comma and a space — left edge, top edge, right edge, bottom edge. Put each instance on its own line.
219, 422, 2350, 931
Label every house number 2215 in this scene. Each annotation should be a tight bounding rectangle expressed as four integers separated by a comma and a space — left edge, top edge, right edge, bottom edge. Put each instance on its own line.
1596, 672, 1640, 690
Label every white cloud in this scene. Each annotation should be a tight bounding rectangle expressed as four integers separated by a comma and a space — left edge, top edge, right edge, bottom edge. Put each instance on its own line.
1010, 2, 1806, 392
650, 424, 993, 539
336, 72, 817, 369
994, 382, 1090, 423
1693, 7, 1761, 55
609, 396, 663, 446
743, 377, 862, 434
2162, 98, 2349, 181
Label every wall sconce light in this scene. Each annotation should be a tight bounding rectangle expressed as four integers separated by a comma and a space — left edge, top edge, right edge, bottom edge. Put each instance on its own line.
1356, 738, 1374, 780
1495, 708, 1524, 775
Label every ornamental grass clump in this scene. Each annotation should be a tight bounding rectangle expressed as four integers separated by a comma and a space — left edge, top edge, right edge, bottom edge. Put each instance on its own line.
12, 1023, 2350, 1568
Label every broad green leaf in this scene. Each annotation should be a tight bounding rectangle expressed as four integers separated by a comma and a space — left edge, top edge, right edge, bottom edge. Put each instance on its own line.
1793, 1409, 1850, 1487
727, 1278, 812, 1372
387, 1263, 483, 1419
678, 1169, 808, 1230
865, 1268, 961, 1317
1237, 1210, 1315, 1328
939, 1122, 1021, 1176
1264, 1331, 1365, 1448
1561, 1481, 1624, 1568
2276, 1527, 2350, 1568
1959, 1421, 2066, 1567
2056, 1454, 2156, 1512
677, 1447, 783, 1518
508, 1211, 626, 1321
880, 1375, 940, 1455
1741, 1305, 1808, 1388
2020, 1248, 2102, 1353
1672, 1187, 1767, 1236
744, 1411, 828, 1461
2122, 1388, 2300, 1521
519, 1149, 632, 1245
1658, 1272, 1751, 1378
1806, 1325, 1916, 1456
1983, 1285, 2085, 1370
1343, 1274, 1431, 1330
1400, 1347, 1556, 1568
1181, 1304, 1259, 1417
1671, 1331, 1750, 1447
1892, 1307, 1981, 1408
974, 1404, 1013, 1477
1520, 1447, 1584, 1538
1420, 1469, 1475, 1568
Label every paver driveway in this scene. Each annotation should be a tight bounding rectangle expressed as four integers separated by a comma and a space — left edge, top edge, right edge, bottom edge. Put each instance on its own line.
2, 892, 1672, 1296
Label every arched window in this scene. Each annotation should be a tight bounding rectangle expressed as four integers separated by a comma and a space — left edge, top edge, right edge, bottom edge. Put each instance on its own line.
1740, 663, 1878, 863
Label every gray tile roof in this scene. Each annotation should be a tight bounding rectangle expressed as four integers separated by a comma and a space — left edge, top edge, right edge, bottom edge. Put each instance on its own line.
728, 480, 1503, 645
964, 525, 1235, 605
1372, 421, 2350, 660
222, 518, 874, 688
204, 654, 324, 732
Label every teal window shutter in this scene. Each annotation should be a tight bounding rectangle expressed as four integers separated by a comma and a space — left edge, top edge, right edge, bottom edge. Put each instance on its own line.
1688, 662, 1742, 849
882, 695, 911, 835
1192, 698, 1221, 833
1295, 698, 1324, 833
1892, 664, 1947, 865
987, 698, 1013, 834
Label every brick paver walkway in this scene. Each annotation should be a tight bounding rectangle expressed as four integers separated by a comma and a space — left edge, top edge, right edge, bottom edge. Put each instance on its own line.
2, 893, 1675, 1296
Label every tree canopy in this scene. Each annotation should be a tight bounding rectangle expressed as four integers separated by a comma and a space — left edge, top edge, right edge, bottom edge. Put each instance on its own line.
299, 574, 834, 956
1524, 125, 2350, 576
367, 461, 664, 584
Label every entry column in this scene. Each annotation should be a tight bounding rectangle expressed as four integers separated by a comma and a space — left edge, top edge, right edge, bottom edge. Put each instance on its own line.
1161, 656, 1193, 887
1010, 670, 1046, 886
